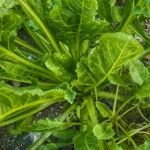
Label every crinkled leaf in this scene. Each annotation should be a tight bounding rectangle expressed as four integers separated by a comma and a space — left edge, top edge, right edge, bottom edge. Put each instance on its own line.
49, 0, 111, 51
96, 102, 112, 118
54, 83, 76, 104
75, 33, 143, 90
73, 130, 98, 150
0, 81, 75, 123
110, 0, 117, 7
25, 118, 68, 132
135, 140, 150, 150
14, 82, 76, 104
93, 123, 115, 139
129, 59, 149, 85
45, 53, 74, 82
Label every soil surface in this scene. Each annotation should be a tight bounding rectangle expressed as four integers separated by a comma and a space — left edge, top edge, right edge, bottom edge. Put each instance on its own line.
0, 103, 72, 150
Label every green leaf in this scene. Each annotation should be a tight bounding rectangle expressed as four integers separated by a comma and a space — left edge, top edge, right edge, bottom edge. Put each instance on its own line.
0, 61, 35, 77
15, 82, 76, 104
108, 74, 128, 86
117, 0, 134, 32
75, 33, 143, 91
134, 0, 150, 17
136, 78, 150, 98
129, 59, 149, 85
96, 101, 112, 118
25, 118, 68, 132
49, 0, 111, 54
110, 0, 117, 7
0, 81, 75, 124
0, 0, 18, 9
111, 6, 124, 23
97, 0, 112, 21
45, 53, 74, 82
0, 8, 24, 55
54, 83, 76, 104
73, 130, 98, 150
0, 72, 32, 84
131, 18, 150, 43
25, 0, 53, 23
135, 140, 150, 150
51, 129, 77, 140
93, 123, 115, 139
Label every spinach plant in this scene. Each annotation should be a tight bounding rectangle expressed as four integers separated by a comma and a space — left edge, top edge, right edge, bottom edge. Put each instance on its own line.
0, 0, 150, 149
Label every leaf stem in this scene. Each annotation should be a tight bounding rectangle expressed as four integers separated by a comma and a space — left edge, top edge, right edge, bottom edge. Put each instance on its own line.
137, 47, 150, 60
116, 95, 135, 116
84, 96, 106, 150
84, 96, 98, 125
96, 91, 125, 101
27, 132, 51, 150
18, 0, 61, 53
27, 102, 78, 150
117, 102, 140, 120
112, 86, 120, 117
120, 2, 135, 32
116, 122, 137, 148
15, 37, 43, 55
58, 102, 78, 122
117, 124, 150, 144
24, 23, 47, 53
137, 107, 150, 123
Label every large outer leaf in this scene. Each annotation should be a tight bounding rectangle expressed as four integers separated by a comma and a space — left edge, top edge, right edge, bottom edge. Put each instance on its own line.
0, 81, 75, 124
75, 32, 143, 92
25, 0, 53, 22
49, 0, 111, 49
